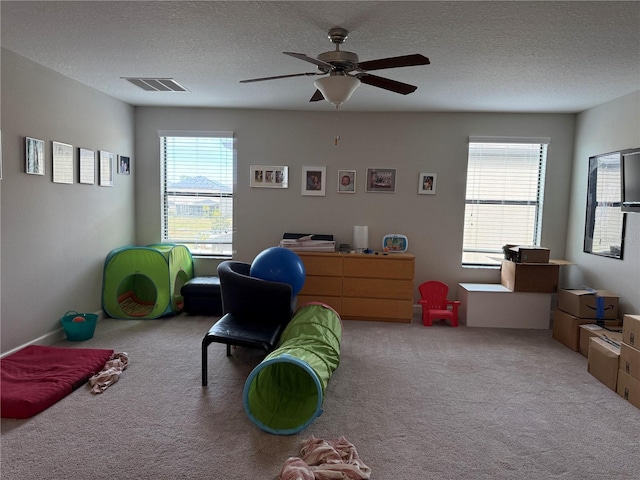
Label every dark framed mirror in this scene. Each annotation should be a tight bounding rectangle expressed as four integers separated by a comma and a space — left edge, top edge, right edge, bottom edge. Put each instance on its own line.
584, 151, 625, 259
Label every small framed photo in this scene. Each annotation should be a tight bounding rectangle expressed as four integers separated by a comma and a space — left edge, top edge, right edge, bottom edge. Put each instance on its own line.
337, 169, 356, 193
25, 137, 45, 175
250, 165, 288, 188
365, 168, 396, 193
52, 141, 74, 184
79, 148, 95, 184
117, 155, 130, 175
302, 166, 326, 196
99, 150, 115, 187
418, 172, 437, 195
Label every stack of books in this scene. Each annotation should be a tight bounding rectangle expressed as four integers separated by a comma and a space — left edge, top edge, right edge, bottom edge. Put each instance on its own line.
278, 233, 335, 252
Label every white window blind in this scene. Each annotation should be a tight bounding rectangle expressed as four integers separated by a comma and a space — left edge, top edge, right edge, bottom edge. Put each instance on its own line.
160, 132, 234, 257
462, 138, 549, 266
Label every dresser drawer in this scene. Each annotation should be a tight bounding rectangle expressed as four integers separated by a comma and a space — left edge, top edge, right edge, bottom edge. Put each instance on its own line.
343, 256, 414, 279
300, 275, 342, 296
297, 295, 342, 315
342, 278, 413, 300
342, 297, 413, 322
300, 254, 343, 276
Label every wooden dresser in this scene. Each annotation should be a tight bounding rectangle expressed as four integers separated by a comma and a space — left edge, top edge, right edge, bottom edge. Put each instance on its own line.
296, 252, 415, 323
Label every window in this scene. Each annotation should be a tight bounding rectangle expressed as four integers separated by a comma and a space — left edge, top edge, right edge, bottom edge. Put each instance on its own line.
160, 132, 234, 257
462, 137, 549, 266
584, 151, 626, 259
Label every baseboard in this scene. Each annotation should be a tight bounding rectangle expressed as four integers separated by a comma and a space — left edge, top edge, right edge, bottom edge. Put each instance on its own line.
1, 309, 106, 359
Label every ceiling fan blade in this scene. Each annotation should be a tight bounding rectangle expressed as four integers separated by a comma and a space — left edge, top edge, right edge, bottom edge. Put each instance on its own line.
283, 52, 334, 70
309, 90, 324, 102
239, 72, 321, 83
357, 73, 418, 95
357, 54, 430, 72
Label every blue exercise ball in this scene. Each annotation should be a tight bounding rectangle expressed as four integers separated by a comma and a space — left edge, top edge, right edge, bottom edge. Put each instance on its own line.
250, 247, 306, 295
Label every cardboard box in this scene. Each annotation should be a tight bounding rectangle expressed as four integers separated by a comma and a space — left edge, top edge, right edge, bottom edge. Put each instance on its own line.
617, 369, 640, 409
500, 260, 559, 293
579, 323, 623, 357
588, 337, 621, 391
620, 343, 640, 381
623, 314, 640, 348
505, 245, 550, 264
553, 309, 622, 351
557, 289, 619, 319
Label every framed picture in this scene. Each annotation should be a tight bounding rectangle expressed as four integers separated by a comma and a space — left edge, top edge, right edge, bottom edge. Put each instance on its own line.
250, 165, 288, 188
418, 172, 437, 195
117, 155, 131, 175
79, 148, 95, 184
52, 141, 74, 184
365, 168, 396, 193
25, 137, 45, 175
302, 166, 326, 196
337, 169, 356, 193
99, 150, 115, 187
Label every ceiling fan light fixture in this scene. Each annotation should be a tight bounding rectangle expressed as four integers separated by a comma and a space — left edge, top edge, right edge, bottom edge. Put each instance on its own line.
314, 75, 361, 107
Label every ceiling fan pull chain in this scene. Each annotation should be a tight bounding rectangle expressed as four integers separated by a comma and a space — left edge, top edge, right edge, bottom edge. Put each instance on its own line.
334, 108, 341, 146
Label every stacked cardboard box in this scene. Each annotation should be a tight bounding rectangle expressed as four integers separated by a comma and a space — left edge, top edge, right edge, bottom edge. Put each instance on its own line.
499, 246, 561, 293
552, 289, 621, 351
503, 245, 551, 264
617, 314, 640, 408
588, 336, 620, 390
578, 323, 623, 357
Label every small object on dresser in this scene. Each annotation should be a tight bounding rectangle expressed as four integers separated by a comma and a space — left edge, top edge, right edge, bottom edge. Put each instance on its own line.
382, 234, 408, 253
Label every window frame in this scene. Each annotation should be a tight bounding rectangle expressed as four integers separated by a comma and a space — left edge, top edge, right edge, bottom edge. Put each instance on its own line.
462, 137, 550, 267
583, 150, 627, 259
159, 131, 235, 258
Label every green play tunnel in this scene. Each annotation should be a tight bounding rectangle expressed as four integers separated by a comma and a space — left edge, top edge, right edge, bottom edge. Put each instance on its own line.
243, 303, 342, 435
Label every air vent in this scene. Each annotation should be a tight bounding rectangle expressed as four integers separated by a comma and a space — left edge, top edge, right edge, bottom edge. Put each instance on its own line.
123, 78, 188, 92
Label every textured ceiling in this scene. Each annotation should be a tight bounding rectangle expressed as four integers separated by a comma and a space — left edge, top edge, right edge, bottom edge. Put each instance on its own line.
2, 1, 639, 113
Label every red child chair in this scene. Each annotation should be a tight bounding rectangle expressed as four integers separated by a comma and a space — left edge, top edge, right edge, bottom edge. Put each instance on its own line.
418, 281, 460, 327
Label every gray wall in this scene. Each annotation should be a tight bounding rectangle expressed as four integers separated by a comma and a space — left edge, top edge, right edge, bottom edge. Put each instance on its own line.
135, 107, 575, 295
565, 91, 640, 315
1, 49, 135, 353
3, 45, 637, 355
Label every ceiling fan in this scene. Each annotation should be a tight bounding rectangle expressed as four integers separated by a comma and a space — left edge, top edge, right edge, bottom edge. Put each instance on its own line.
240, 27, 430, 107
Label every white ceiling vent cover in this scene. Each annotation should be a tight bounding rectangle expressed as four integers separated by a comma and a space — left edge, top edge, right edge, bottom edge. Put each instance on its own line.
123, 78, 188, 92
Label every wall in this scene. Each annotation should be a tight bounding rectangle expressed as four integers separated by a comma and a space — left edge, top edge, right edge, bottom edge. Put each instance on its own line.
135, 107, 575, 296
565, 91, 640, 315
13, 50, 635, 353
0, 49, 135, 354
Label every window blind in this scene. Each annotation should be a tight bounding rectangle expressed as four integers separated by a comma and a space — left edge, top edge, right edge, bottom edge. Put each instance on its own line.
160, 132, 234, 257
462, 139, 549, 266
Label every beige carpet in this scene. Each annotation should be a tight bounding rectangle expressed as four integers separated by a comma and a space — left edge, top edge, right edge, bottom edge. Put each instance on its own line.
2, 314, 639, 479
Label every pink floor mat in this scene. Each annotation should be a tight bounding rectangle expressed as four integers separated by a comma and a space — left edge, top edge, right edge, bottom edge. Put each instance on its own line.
1, 345, 114, 419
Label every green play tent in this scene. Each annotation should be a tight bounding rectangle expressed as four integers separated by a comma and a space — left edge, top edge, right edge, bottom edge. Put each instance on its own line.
102, 244, 194, 319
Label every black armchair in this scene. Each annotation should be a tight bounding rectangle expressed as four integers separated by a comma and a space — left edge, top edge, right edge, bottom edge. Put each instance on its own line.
201, 260, 296, 386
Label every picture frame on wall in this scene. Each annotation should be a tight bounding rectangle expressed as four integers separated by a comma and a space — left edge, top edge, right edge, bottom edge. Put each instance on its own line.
79, 148, 95, 184
52, 141, 74, 184
250, 165, 288, 188
365, 168, 396, 193
118, 155, 131, 174
302, 166, 326, 196
337, 169, 356, 193
418, 172, 437, 195
99, 150, 115, 187
25, 137, 45, 175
